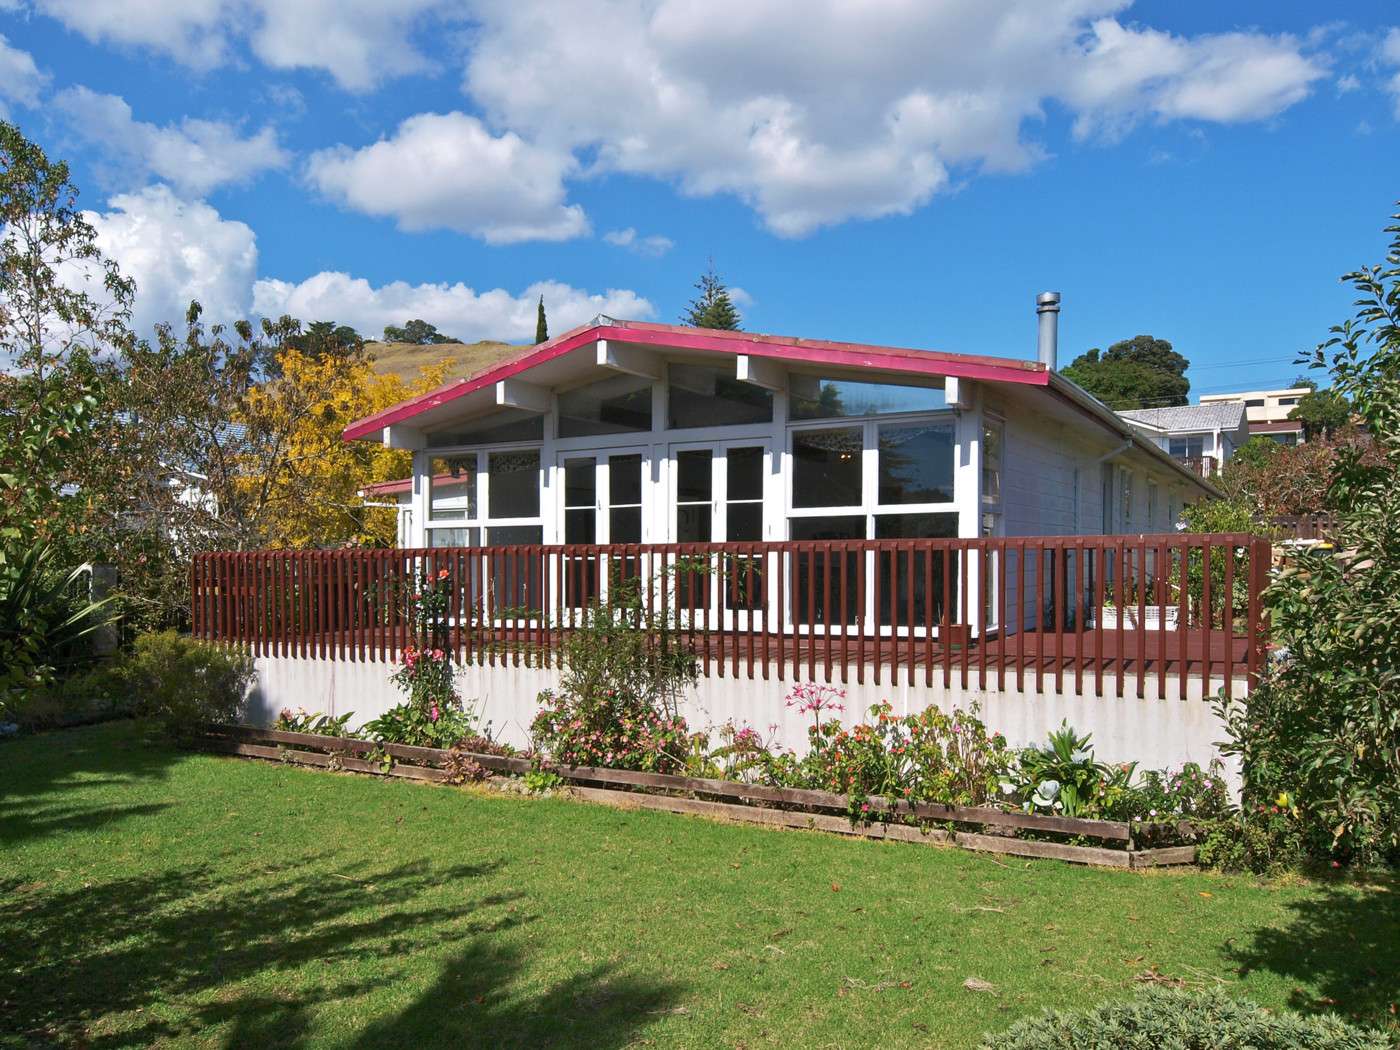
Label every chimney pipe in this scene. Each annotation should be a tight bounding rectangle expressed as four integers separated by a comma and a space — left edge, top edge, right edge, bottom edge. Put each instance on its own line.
1036, 291, 1061, 371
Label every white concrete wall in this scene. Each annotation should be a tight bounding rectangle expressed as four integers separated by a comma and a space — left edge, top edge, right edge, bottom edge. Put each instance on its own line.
246, 655, 1241, 788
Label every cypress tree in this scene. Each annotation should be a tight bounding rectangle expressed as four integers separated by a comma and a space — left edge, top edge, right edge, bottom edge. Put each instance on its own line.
682, 263, 742, 330
535, 295, 548, 343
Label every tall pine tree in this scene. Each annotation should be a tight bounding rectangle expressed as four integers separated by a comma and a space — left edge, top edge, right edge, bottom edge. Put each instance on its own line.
535, 295, 548, 343
682, 264, 741, 330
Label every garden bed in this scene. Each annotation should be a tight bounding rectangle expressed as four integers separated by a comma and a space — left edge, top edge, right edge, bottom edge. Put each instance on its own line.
197, 724, 1198, 869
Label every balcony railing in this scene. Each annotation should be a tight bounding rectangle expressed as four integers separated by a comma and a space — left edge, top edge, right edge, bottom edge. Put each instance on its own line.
191, 533, 1271, 699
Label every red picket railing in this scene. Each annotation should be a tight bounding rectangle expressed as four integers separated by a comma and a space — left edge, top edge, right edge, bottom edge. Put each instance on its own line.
190, 534, 1272, 698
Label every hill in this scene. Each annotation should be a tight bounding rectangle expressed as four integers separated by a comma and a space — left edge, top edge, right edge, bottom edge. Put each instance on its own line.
366, 339, 523, 385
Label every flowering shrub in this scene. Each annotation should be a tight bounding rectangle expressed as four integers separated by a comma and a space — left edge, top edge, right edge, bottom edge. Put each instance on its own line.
1131, 761, 1232, 823
363, 700, 475, 749
686, 721, 782, 783
376, 564, 479, 749
759, 685, 1014, 819
529, 572, 697, 774
533, 687, 690, 773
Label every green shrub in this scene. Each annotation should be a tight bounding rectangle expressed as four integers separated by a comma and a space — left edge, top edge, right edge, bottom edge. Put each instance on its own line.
274, 708, 355, 737
3, 660, 137, 730
981, 987, 1393, 1049
362, 700, 476, 750
123, 631, 254, 740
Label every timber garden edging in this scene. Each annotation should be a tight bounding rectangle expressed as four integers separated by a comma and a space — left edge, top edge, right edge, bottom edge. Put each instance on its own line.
197, 723, 1199, 870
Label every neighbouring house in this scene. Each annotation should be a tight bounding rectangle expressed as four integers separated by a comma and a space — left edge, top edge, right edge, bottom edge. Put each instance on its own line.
343, 310, 1215, 550
1199, 386, 1309, 446
358, 477, 414, 547
1119, 402, 1249, 478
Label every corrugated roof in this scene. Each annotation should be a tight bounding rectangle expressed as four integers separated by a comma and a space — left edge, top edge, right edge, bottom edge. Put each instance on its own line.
1119, 402, 1247, 432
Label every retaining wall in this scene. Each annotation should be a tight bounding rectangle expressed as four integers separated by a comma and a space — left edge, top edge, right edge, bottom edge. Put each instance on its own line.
247, 656, 1241, 789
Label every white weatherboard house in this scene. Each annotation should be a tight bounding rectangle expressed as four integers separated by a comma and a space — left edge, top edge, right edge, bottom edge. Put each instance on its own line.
343, 308, 1214, 550
225, 299, 1252, 785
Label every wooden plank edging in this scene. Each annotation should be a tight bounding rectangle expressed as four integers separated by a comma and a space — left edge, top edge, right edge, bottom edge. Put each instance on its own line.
198, 724, 1196, 867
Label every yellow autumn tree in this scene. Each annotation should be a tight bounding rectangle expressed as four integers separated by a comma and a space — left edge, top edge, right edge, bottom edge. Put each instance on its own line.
235, 347, 450, 548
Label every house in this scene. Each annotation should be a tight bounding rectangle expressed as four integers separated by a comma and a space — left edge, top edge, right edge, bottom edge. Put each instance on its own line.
1119, 402, 1249, 477
1199, 386, 1309, 446
193, 299, 1266, 783
342, 305, 1216, 550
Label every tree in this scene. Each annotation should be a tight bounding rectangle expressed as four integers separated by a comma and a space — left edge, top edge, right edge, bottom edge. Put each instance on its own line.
535, 295, 548, 344
0, 122, 134, 387
382, 319, 457, 345
1217, 205, 1400, 864
1289, 387, 1351, 439
682, 264, 742, 330
289, 320, 363, 357
1290, 374, 1318, 392
1061, 334, 1189, 409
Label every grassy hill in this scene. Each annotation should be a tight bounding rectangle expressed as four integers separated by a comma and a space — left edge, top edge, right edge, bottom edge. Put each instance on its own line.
366, 339, 524, 385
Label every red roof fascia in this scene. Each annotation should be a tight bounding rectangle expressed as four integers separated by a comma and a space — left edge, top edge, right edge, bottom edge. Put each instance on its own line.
342, 321, 1048, 441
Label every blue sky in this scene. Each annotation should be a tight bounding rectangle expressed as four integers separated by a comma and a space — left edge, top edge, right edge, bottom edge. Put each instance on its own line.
3, 1, 1398, 400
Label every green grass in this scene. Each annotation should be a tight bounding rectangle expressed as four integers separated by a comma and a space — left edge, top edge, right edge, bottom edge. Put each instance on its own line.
2, 723, 1396, 1049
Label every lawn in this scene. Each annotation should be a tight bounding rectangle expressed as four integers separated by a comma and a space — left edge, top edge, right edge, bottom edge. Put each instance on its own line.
2, 723, 1396, 1049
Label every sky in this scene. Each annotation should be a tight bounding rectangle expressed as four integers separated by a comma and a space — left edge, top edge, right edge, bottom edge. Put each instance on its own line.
2, 1, 1399, 401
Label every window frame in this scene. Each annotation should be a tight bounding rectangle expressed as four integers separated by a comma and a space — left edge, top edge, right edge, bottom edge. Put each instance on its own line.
785, 408, 959, 539
422, 441, 545, 546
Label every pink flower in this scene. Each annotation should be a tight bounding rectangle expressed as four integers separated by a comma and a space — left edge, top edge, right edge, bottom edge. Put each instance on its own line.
430, 704, 441, 722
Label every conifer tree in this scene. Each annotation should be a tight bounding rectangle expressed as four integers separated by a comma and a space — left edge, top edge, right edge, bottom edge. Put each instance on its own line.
682, 263, 741, 330
535, 295, 548, 343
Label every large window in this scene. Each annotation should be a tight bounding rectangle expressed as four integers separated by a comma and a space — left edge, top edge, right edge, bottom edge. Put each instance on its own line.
558, 374, 652, 437
425, 448, 542, 548
792, 427, 862, 508
790, 377, 946, 420
668, 362, 773, 429
788, 413, 958, 540
878, 422, 954, 504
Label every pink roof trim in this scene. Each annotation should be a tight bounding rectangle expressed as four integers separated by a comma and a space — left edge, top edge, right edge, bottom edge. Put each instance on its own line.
343, 319, 1048, 441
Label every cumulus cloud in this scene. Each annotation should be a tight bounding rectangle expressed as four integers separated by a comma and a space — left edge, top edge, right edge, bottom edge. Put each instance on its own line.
462, 0, 1328, 236
603, 227, 674, 257
84, 184, 259, 335
30, 0, 455, 92
306, 111, 588, 244
55, 87, 289, 197
0, 35, 47, 114
252, 272, 653, 343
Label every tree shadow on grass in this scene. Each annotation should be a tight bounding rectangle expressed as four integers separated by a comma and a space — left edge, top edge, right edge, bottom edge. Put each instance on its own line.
0, 722, 181, 846
2, 848, 683, 1049
1225, 874, 1400, 1031
350, 939, 686, 1050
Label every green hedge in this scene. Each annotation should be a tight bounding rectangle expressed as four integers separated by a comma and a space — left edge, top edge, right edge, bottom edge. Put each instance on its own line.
982, 988, 1394, 1050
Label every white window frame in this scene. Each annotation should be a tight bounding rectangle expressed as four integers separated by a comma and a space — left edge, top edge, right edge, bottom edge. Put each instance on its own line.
422, 442, 545, 547
785, 410, 960, 538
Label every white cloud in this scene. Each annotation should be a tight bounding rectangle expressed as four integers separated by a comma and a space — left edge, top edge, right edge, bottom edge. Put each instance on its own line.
462, 0, 1328, 236
1064, 19, 1324, 138
306, 111, 588, 244
1380, 28, 1400, 118
30, 0, 456, 92
84, 184, 259, 335
54, 87, 289, 197
0, 34, 47, 114
1336, 73, 1361, 94
252, 272, 654, 343
603, 227, 674, 257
